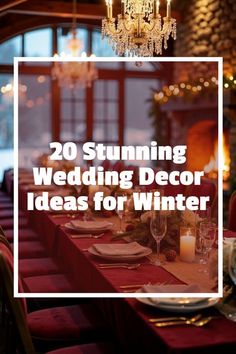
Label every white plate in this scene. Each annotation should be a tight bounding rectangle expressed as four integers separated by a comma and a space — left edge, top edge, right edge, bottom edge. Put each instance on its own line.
64, 222, 113, 234
136, 297, 219, 313
88, 246, 152, 261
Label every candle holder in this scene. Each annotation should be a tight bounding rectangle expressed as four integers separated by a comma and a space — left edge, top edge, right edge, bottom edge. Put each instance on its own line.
180, 226, 196, 263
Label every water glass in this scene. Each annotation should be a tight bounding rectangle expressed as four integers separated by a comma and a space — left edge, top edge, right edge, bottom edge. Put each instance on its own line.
150, 211, 167, 266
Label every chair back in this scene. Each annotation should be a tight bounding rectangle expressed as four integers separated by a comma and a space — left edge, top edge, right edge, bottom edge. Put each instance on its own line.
229, 191, 236, 232
0, 251, 35, 354
186, 180, 217, 208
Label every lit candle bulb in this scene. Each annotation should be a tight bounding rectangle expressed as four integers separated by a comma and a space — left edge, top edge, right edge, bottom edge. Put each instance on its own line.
156, 0, 160, 16
105, 0, 112, 19
110, 0, 113, 18
166, 0, 171, 18
121, 0, 125, 17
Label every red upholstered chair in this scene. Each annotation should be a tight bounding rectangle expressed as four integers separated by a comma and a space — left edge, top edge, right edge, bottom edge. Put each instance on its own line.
164, 184, 186, 197
0, 228, 71, 285
126, 165, 139, 186
16, 240, 48, 259
228, 191, 236, 232
0, 210, 24, 219
0, 217, 29, 229
112, 161, 125, 173
0, 209, 14, 219
144, 167, 161, 192
4, 228, 39, 243
101, 160, 111, 171
186, 180, 217, 208
47, 342, 118, 354
0, 195, 12, 203
0, 201, 13, 209
19, 257, 59, 277
0, 249, 113, 353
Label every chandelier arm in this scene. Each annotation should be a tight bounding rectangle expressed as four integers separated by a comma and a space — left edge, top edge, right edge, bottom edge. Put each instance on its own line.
72, 0, 77, 32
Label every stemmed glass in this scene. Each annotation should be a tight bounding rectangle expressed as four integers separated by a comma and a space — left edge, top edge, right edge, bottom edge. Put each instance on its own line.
198, 221, 216, 273
227, 240, 236, 321
150, 211, 167, 266
115, 192, 127, 234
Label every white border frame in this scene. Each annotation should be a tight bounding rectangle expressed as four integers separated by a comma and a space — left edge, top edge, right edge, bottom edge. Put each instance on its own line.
14, 56, 223, 298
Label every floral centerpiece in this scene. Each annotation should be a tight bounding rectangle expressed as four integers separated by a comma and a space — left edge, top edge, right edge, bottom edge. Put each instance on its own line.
113, 208, 201, 253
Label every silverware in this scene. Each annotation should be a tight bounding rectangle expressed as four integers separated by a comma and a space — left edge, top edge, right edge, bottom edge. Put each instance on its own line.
99, 263, 141, 270
52, 214, 77, 218
119, 281, 169, 290
155, 316, 214, 328
71, 233, 104, 239
120, 284, 147, 289
149, 314, 201, 323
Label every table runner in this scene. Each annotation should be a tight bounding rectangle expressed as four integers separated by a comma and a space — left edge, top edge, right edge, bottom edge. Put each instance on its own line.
14, 177, 236, 353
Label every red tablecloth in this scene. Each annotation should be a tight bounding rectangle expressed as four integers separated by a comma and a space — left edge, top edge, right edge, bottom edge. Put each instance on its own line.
16, 184, 236, 354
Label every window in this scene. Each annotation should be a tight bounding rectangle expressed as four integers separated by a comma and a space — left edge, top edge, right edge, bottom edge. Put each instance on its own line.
0, 74, 14, 179
60, 86, 86, 142
93, 80, 119, 143
0, 36, 22, 64
125, 79, 160, 146
24, 29, 52, 57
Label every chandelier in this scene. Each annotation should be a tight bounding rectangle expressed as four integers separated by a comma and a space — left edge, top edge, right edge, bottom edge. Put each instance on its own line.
52, 0, 98, 89
102, 0, 177, 57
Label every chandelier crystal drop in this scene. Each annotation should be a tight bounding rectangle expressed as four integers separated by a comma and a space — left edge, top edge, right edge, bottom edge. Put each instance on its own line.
102, 0, 177, 57
52, 0, 98, 89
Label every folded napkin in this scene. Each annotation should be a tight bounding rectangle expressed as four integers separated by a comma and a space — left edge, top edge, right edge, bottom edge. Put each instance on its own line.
92, 242, 148, 256
70, 220, 112, 230
224, 237, 236, 244
142, 284, 204, 305
142, 283, 201, 294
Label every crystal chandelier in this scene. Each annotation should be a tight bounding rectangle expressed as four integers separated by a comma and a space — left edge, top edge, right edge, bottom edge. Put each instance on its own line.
52, 0, 98, 89
102, 0, 177, 57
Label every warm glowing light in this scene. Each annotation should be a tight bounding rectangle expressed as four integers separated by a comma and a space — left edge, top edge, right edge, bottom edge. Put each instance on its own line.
102, 0, 177, 56
37, 75, 46, 83
203, 134, 230, 181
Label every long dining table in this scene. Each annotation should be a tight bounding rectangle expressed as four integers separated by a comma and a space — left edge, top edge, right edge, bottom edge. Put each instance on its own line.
8, 174, 236, 353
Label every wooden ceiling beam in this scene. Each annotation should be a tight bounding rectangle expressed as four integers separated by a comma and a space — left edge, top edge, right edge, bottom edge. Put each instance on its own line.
4, 2, 109, 20
0, 16, 100, 44
0, 0, 28, 12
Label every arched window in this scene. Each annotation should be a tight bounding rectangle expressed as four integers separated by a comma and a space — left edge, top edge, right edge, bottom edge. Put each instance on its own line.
0, 25, 161, 176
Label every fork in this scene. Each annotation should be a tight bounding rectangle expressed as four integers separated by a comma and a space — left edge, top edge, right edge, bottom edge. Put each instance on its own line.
99, 263, 141, 270
149, 314, 201, 323
155, 316, 214, 327
52, 214, 77, 218
71, 233, 104, 239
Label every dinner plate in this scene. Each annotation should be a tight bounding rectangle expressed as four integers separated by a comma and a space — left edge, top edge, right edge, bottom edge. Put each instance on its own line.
136, 297, 219, 313
88, 246, 152, 261
64, 222, 113, 234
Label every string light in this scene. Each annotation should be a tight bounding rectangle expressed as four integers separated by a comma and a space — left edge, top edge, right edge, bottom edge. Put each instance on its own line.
224, 74, 236, 90
154, 76, 218, 104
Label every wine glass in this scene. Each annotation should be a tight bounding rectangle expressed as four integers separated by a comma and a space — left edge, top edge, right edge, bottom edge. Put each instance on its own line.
196, 222, 208, 266
150, 211, 167, 266
229, 240, 236, 283
115, 192, 127, 234
200, 221, 216, 274
225, 241, 236, 322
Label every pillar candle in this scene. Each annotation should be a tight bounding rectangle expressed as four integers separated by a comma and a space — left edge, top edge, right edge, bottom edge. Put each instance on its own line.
167, 0, 171, 18
180, 233, 196, 262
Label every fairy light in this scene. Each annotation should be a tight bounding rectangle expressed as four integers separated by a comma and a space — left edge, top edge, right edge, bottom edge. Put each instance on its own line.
154, 75, 219, 104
